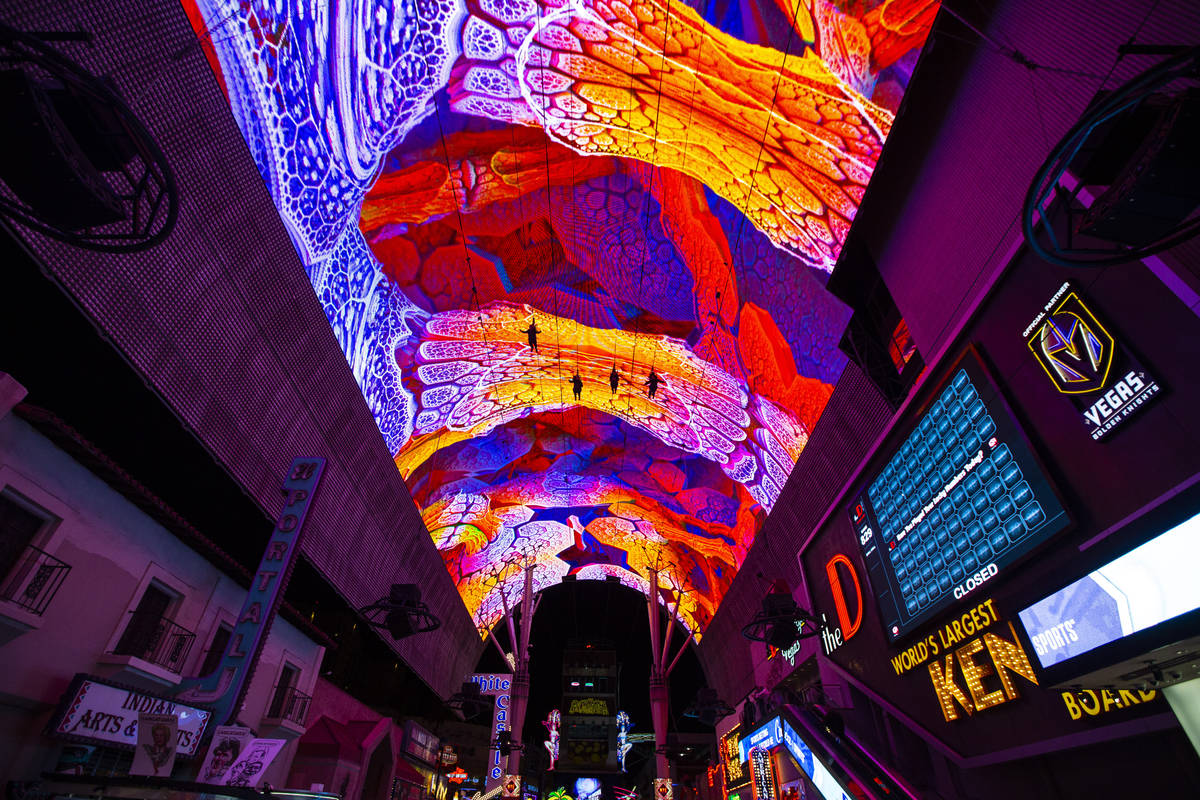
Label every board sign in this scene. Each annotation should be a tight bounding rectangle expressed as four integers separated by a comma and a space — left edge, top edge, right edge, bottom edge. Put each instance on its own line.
1022, 282, 1161, 440
404, 719, 440, 765
48, 673, 211, 756
848, 350, 1069, 642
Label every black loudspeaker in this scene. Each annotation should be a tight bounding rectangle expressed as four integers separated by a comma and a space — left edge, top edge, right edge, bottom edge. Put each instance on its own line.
1078, 90, 1200, 246
740, 695, 760, 730
0, 69, 124, 229
384, 583, 421, 639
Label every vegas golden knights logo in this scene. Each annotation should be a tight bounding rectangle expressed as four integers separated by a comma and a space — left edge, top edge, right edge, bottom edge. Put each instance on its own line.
1029, 292, 1114, 395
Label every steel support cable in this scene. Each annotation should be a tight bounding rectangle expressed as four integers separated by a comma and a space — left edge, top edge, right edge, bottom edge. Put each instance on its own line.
532, 0, 572, 449
702, 0, 807, 368
608, 0, 680, 522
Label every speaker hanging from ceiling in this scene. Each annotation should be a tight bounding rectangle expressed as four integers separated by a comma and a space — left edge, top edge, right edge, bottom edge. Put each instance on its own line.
0, 23, 177, 252
1023, 45, 1200, 267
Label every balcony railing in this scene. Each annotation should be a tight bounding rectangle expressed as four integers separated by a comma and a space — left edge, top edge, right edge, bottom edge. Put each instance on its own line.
113, 613, 196, 672
0, 544, 71, 616
266, 684, 311, 726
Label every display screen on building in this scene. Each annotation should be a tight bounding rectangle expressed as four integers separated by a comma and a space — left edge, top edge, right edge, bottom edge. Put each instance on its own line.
1019, 508, 1200, 669
180, 0, 943, 644
739, 716, 853, 800
849, 351, 1070, 641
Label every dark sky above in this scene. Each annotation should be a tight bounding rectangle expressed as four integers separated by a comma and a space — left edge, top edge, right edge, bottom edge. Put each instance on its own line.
475, 578, 710, 747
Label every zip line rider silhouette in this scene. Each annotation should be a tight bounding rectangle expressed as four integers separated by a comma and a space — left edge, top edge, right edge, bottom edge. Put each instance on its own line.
522, 320, 540, 353
570, 371, 584, 401
609, 366, 619, 395
646, 367, 660, 399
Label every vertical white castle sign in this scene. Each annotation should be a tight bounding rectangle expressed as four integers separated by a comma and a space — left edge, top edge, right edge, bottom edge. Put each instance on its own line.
469, 673, 513, 793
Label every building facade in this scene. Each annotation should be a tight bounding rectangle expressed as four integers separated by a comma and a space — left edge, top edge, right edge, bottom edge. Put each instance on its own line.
0, 374, 324, 786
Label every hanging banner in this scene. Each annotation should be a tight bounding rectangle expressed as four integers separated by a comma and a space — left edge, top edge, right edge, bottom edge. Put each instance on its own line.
197, 726, 254, 784
130, 713, 179, 777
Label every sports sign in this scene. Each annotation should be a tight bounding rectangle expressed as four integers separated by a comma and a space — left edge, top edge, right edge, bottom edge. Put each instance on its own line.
1022, 282, 1161, 440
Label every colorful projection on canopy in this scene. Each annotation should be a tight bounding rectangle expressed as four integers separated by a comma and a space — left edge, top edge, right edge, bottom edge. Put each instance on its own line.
185, 0, 939, 639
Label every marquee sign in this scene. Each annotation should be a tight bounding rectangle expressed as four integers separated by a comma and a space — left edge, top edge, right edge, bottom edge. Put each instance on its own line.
48, 674, 211, 757
1022, 282, 1161, 440
720, 727, 746, 788
887, 599, 1039, 723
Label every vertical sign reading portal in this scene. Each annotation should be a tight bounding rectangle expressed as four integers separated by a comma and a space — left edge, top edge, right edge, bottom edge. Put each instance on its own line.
469, 673, 513, 793
176, 458, 325, 726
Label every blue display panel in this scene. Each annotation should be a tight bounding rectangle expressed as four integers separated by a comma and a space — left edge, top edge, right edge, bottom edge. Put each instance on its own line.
850, 352, 1070, 642
740, 717, 853, 800
1018, 509, 1200, 669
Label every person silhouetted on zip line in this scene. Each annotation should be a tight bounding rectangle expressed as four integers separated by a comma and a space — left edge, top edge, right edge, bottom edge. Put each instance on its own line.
609, 366, 620, 395
522, 320, 540, 353
570, 371, 584, 401
646, 367, 660, 399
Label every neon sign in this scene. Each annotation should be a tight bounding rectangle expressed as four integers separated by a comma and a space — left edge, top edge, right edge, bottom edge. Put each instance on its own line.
543, 709, 561, 771
616, 710, 632, 772
469, 673, 512, 791
568, 698, 609, 716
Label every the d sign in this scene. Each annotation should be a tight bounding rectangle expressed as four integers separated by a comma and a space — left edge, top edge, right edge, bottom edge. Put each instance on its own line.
825, 554, 863, 641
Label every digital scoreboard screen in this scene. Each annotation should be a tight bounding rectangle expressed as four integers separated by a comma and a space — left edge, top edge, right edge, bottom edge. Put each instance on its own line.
1019, 508, 1200, 669
850, 351, 1070, 642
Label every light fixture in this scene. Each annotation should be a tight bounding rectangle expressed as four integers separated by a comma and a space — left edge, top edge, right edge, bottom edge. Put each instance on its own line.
571, 681, 580, 687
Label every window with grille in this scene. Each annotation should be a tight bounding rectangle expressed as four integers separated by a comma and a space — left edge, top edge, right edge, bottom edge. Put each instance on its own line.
0, 490, 46, 577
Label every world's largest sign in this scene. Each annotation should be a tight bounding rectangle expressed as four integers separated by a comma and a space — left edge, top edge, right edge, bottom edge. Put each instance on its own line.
184, 0, 939, 637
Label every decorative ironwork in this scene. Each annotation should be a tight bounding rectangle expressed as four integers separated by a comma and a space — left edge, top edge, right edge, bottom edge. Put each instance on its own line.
0, 544, 70, 616
113, 613, 195, 672
266, 685, 312, 726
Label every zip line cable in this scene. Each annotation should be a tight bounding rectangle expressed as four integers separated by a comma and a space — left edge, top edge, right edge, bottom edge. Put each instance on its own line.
703, 0, 807, 368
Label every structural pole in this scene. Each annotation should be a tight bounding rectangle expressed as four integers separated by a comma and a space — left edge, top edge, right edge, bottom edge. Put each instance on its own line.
507, 560, 537, 778
645, 565, 672, 793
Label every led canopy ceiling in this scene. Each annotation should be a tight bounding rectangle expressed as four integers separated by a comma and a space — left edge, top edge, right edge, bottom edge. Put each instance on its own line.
184, 0, 939, 638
